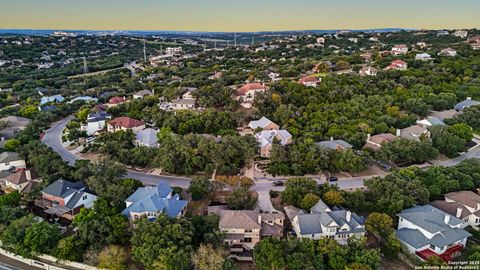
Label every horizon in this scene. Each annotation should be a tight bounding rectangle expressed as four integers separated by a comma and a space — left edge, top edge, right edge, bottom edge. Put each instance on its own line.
1, 0, 480, 32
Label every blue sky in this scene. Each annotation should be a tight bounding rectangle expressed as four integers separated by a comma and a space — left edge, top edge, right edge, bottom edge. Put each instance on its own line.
1, 0, 479, 31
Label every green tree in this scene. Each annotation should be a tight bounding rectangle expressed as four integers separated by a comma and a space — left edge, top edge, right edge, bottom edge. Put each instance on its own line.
98, 245, 129, 270
24, 221, 62, 255
253, 237, 286, 270
226, 187, 257, 210
365, 212, 394, 243
300, 193, 320, 210
192, 244, 226, 270
323, 190, 345, 206
3, 139, 21, 151
53, 236, 85, 262
282, 178, 318, 208
188, 176, 212, 201
0, 215, 34, 257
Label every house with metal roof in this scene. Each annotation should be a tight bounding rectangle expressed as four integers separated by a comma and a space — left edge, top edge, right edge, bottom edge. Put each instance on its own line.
248, 117, 279, 131
396, 205, 471, 262
291, 199, 365, 244
40, 95, 65, 105
454, 97, 480, 112
68, 96, 98, 104
36, 179, 97, 220
316, 138, 353, 151
122, 184, 188, 221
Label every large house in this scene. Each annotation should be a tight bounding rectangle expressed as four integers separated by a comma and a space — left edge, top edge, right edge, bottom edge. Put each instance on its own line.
1, 169, 41, 193
292, 199, 366, 244
298, 76, 320, 87
363, 133, 397, 151
107, 117, 145, 134
40, 95, 65, 105
396, 205, 471, 262
359, 66, 378, 77
84, 111, 111, 136
255, 129, 292, 158
106, 96, 127, 108
391, 44, 408, 55
415, 53, 433, 61
0, 152, 26, 171
438, 48, 457, 57
159, 89, 197, 111
135, 128, 159, 148
122, 184, 188, 221
454, 97, 480, 112
36, 179, 97, 220
316, 138, 353, 151
431, 191, 480, 228
248, 117, 279, 131
234, 83, 266, 108
133, 90, 153, 99
398, 125, 431, 141
385, 60, 408, 71
0, 116, 30, 146
219, 210, 284, 252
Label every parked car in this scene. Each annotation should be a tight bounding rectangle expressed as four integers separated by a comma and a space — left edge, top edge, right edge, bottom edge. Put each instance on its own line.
377, 161, 392, 171
327, 176, 338, 182
272, 180, 284, 186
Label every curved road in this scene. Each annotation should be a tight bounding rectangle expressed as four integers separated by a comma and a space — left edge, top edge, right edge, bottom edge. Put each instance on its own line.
42, 117, 480, 192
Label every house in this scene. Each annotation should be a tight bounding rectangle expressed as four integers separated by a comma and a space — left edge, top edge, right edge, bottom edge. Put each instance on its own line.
298, 76, 320, 87
36, 179, 97, 220
83, 111, 111, 136
0, 152, 26, 171
107, 117, 145, 134
234, 83, 267, 108
415, 53, 433, 61
0, 116, 30, 146
398, 125, 431, 141
430, 110, 459, 121
133, 90, 153, 99
1, 169, 41, 193
135, 128, 159, 148
468, 36, 480, 44
267, 71, 281, 82
248, 117, 279, 131
40, 95, 65, 105
453, 30, 468, 38
68, 96, 98, 104
106, 96, 127, 108
363, 133, 397, 151
360, 52, 372, 62
122, 184, 188, 221
438, 48, 457, 57
159, 89, 198, 111
385, 60, 408, 71
255, 129, 292, 158
391, 44, 408, 55
316, 138, 353, 151
165, 47, 182, 55
292, 199, 366, 244
454, 97, 480, 112
431, 191, 480, 228
396, 205, 470, 262
416, 116, 446, 128
359, 66, 378, 76
437, 30, 450, 37
219, 210, 284, 252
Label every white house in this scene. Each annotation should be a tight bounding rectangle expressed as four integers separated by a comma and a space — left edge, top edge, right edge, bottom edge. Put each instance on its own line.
85, 111, 111, 136
391, 44, 408, 55
292, 199, 366, 245
396, 205, 470, 262
415, 53, 433, 61
438, 48, 457, 57
0, 152, 26, 171
359, 66, 378, 76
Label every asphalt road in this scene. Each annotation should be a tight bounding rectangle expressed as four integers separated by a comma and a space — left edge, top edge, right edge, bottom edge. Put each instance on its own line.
42, 117, 480, 192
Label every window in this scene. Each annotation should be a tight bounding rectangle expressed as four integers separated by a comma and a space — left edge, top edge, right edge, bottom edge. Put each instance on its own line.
82, 195, 87, 200
243, 238, 252, 243
245, 229, 253, 233
430, 244, 436, 250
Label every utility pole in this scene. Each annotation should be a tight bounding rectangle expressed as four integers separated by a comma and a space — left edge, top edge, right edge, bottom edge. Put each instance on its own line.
160, 45, 163, 55
251, 36, 255, 46
234, 33, 237, 47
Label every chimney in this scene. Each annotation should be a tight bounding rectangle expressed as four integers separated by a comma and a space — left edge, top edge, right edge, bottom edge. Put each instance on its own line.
396, 129, 401, 137
456, 208, 463, 218
258, 214, 262, 224
467, 97, 472, 101
367, 133, 371, 141
330, 137, 334, 141
346, 211, 351, 222
444, 214, 450, 224
25, 170, 31, 181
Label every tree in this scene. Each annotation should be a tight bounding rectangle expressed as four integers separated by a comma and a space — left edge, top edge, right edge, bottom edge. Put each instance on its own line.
431, 126, 467, 157
253, 237, 285, 270
3, 139, 21, 151
76, 108, 90, 123
0, 215, 34, 257
192, 244, 226, 270
365, 212, 394, 243
323, 190, 344, 206
188, 176, 212, 201
345, 263, 372, 270
0, 191, 21, 207
422, 255, 447, 267
131, 215, 194, 269
53, 236, 85, 262
98, 245, 129, 270
448, 123, 473, 142
226, 187, 257, 210
300, 193, 320, 210
215, 175, 254, 189
24, 221, 62, 255
282, 178, 318, 208
383, 233, 402, 258
376, 139, 439, 165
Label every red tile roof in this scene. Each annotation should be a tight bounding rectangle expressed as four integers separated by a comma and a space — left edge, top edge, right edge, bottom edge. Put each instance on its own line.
109, 96, 126, 104
298, 76, 319, 83
108, 117, 144, 128
235, 83, 265, 96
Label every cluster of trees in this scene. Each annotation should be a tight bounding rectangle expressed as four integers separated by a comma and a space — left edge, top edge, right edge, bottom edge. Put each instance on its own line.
253, 237, 381, 270
344, 159, 480, 215
268, 139, 369, 176
281, 178, 344, 210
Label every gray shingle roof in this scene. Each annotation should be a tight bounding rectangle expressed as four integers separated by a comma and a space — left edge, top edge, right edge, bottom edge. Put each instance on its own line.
316, 140, 353, 150
248, 117, 275, 130
135, 128, 159, 147
0, 152, 23, 164
455, 99, 480, 111
42, 179, 85, 198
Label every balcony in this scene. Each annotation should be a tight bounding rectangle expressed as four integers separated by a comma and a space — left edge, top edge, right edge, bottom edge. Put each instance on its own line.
416, 244, 464, 262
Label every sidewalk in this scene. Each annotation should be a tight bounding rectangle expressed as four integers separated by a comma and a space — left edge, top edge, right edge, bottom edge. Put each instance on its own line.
0, 254, 40, 270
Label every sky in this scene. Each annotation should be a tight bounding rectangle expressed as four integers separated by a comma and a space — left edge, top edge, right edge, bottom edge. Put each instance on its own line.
1, 0, 479, 32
